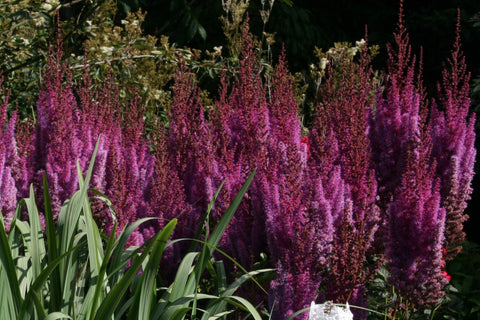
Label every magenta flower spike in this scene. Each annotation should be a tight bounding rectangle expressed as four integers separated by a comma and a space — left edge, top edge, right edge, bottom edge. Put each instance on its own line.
33, 47, 83, 216
308, 36, 379, 317
1, 110, 20, 231
428, 12, 476, 259
369, 5, 422, 213
386, 134, 448, 307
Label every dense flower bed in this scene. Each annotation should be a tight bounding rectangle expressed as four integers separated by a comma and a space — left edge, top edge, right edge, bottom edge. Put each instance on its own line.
1, 9, 476, 320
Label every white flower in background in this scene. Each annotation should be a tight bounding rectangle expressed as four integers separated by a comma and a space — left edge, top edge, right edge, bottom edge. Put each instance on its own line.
34, 15, 48, 26
355, 39, 366, 48
213, 46, 223, 56
153, 89, 162, 100
308, 301, 353, 320
326, 48, 335, 55
100, 46, 114, 56
319, 57, 329, 71
346, 47, 358, 57
41, 0, 59, 11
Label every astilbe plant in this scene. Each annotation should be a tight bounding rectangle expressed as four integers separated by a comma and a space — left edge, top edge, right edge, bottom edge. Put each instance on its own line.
386, 132, 448, 307
370, 3, 476, 310
168, 63, 221, 221
147, 120, 191, 276
165, 62, 227, 272
32, 41, 84, 216
165, 24, 334, 319
369, 8, 445, 308
1, 10, 478, 319
264, 52, 334, 319
308, 39, 380, 317
208, 30, 328, 319
1, 36, 183, 248
75, 62, 180, 247
166, 21, 272, 271
428, 12, 476, 261
369, 9, 422, 217
213, 26, 272, 268
0, 81, 20, 231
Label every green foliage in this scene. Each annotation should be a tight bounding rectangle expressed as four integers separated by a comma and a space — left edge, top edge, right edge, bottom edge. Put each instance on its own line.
0, 138, 266, 319
366, 266, 440, 320
0, 0, 224, 126
437, 241, 480, 319
0, 0, 56, 118
365, 243, 480, 319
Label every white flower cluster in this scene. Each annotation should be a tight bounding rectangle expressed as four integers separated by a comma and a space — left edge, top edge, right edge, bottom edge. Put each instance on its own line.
41, 0, 59, 12
326, 38, 366, 59
308, 301, 353, 320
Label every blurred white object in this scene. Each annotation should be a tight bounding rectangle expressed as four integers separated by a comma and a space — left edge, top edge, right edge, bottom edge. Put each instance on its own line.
308, 301, 353, 320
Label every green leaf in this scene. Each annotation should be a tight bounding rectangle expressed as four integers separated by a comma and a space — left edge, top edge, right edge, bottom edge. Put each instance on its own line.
127, 218, 177, 320
18, 241, 85, 320
186, 170, 256, 294
0, 213, 23, 316
23, 184, 46, 281
169, 252, 199, 302
77, 160, 104, 279
43, 173, 62, 311
44, 312, 72, 320
108, 217, 157, 283
94, 218, 177, 320
31, 289, 47, 319
197, 24, 207, 40
201, 268, 273, 320
218, 295, 263, 320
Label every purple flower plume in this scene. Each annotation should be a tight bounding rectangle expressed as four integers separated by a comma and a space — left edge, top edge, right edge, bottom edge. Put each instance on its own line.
1, 105, 19, 230
266, 51, 334, 319
370, 4, 474, 307
167, 63, 223, 243
386, 134, 448, 307
1, 78, 31, 231
310, 37, 380, 317
33, 47, 83, 215
428, 12, 476, 260
369, 7, 423, 214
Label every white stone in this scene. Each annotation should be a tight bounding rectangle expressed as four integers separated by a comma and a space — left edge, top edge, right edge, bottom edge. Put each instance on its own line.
308, 301, 353, 320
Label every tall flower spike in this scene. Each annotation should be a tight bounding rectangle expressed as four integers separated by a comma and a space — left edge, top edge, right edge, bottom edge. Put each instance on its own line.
311, 36, 379, 318
146, 120, 192, 281
429, 11, 476, 260
168, 62, 222, 229
33, 41, 84, 216
369, 1, 422, 213
265, 145, 320, 320
210, 21, 273, 270
1, 109, 20, 231
103, 94, 155, 246
386, 133, 448, 307
264, 50, 336, 320
1, 77, 30, 228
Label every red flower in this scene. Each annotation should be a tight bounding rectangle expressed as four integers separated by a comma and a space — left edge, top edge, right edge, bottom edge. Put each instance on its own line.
301, 136, 310, 153
442, 271, 452, 282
